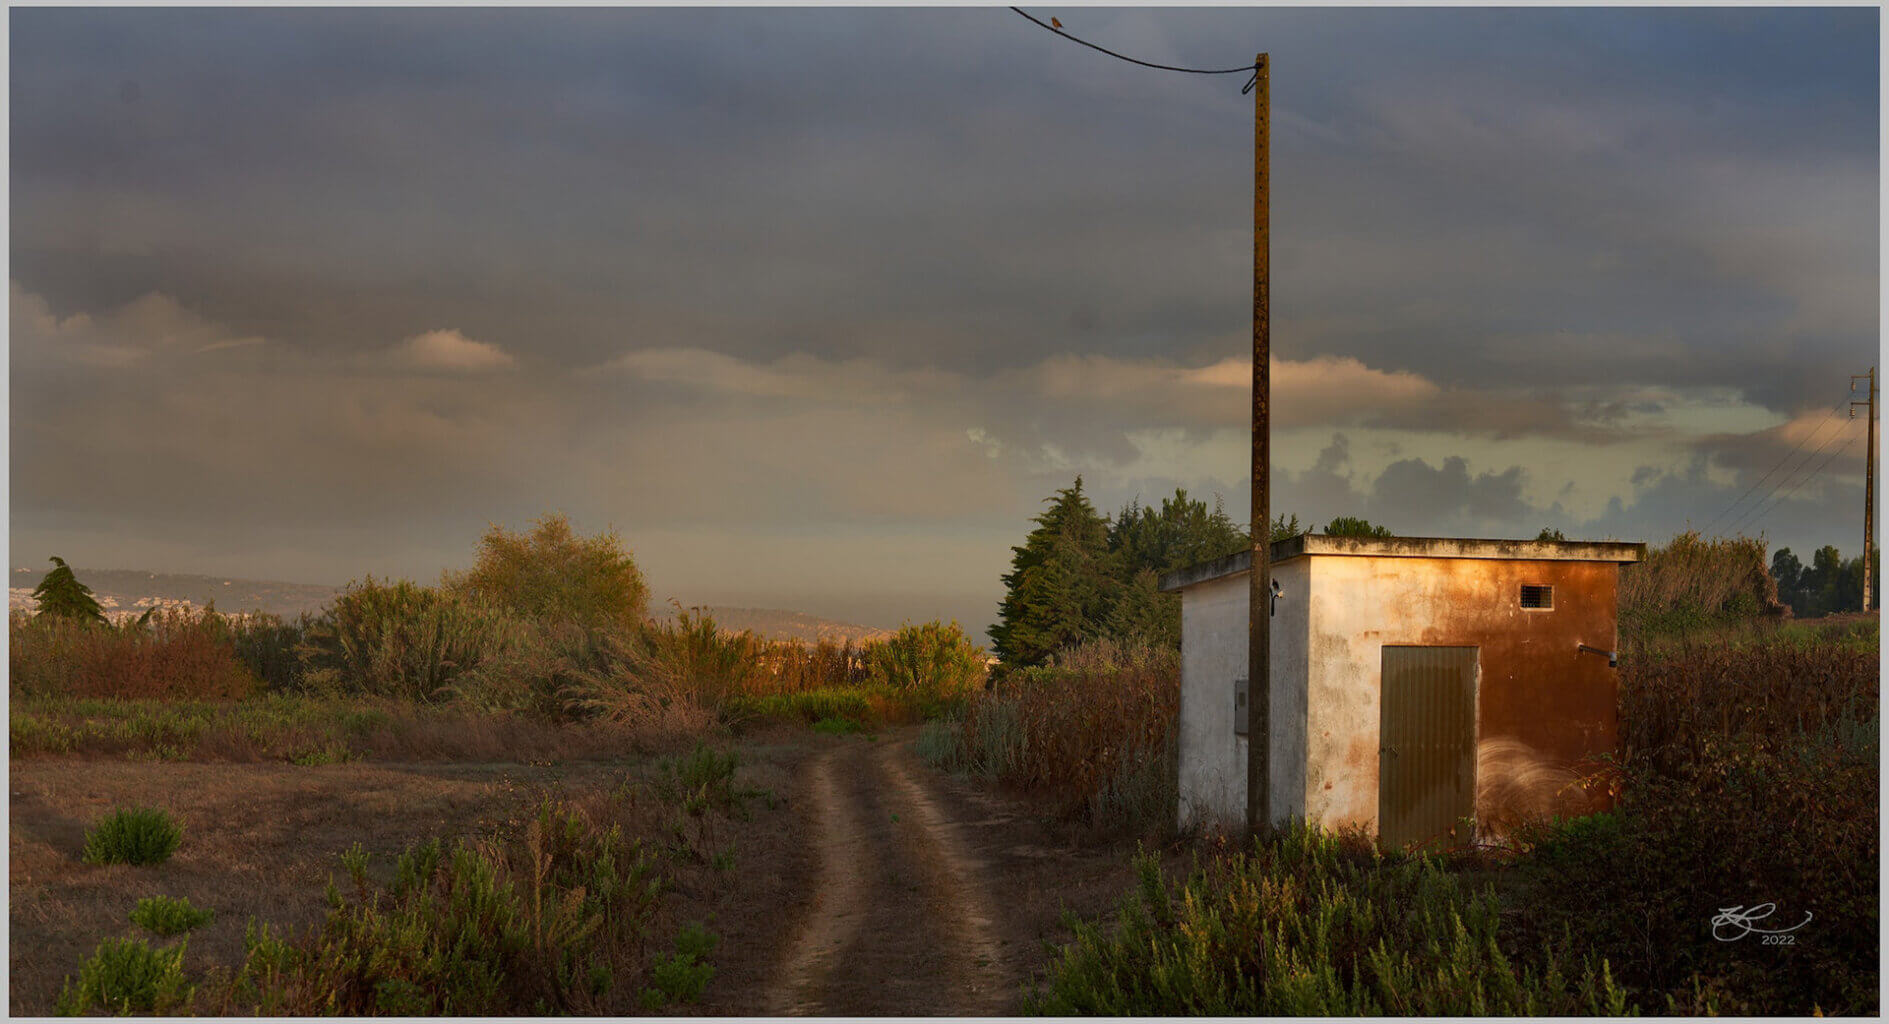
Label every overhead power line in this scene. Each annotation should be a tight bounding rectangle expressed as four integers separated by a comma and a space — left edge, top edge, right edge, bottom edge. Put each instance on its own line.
1728, 415, 1857, 535
1009, 8, 1262, 91
1736, 424, 1865, 535
1701, 398, 1847, 535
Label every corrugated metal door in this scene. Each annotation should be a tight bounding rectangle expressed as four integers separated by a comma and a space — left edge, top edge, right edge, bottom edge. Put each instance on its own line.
1378, 646, 1478, 852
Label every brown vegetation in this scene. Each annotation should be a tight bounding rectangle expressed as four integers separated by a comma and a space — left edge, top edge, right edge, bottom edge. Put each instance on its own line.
924, 639, 1178, 832
1504, 619, 1880, 1014
10, 609, 259, 702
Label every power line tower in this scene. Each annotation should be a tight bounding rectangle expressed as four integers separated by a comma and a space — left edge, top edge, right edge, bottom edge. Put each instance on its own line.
1851, 367, 1876, 612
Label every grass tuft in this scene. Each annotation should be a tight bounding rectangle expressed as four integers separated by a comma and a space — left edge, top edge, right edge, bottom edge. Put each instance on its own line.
641, 921, 720, 1008
1028, 826, 1626, 1015
54, 938, 193, 1016
82, 807, 184, 866
129, 895, 214, 936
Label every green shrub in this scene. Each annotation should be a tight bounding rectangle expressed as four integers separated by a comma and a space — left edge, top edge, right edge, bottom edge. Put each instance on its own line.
444, 513, 649, 636
655, 743, 762, 817
1028, 826, 1628, 1015
228, 612, 313, 692
298, 577, 523, 703
83, 807, 184, 866
633, 606, 768, 701
721, 686, 876, 725
11, 713, 79, 755
130, 895, 215, 936
866, 620, 985, 700
642, 921, 719, 1007
810, 715, 864, 736
232, 798, 663, 1015
54, 937, 193, 1015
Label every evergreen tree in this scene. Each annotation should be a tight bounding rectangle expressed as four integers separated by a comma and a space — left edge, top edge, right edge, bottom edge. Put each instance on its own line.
1109, 489, 1249, 579
1100, 489, 1254, 651
990, 479, 1116, 666
1325, 516, 1392, 538
994, 479, 1316, 663
1771, 548, 1805, 615
32, 556, 106, 624
1106, 567, 1177, 649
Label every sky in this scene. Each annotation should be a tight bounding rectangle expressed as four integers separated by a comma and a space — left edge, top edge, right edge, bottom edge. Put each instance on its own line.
9, 6, 1880, 638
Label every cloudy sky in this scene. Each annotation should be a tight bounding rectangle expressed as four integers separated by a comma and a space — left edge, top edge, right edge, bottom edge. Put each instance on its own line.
9, 6, 1879, 636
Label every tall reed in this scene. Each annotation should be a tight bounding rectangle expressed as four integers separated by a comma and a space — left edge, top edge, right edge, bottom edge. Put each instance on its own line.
1618, 530, 1786, 637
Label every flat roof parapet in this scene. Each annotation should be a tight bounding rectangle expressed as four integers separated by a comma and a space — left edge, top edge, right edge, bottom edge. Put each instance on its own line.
1157, 534, 1646, 593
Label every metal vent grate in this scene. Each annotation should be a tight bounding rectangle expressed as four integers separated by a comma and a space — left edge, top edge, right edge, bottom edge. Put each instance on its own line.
1520, 584, 1553, 609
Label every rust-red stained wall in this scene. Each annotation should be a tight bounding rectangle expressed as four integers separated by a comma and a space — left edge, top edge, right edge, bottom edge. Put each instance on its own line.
1304, 555, 1622, 838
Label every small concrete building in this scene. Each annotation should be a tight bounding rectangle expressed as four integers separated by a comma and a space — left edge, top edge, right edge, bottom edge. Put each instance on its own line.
1160, 534, 1644, 848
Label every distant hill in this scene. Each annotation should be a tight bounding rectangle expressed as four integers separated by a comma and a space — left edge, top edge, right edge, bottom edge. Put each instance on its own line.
8, 567, 341, 619
651, 604, 894, 645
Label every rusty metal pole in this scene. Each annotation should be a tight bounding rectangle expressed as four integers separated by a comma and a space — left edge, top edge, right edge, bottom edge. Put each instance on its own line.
1246, 52, 1272, 837
1853, 369, 1876, 612
1866, 368, 1876, 612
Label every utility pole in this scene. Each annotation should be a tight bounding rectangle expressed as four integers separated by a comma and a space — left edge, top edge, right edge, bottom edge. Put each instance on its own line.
1246, 52, 1271, 836
1851, 367, 1876, 612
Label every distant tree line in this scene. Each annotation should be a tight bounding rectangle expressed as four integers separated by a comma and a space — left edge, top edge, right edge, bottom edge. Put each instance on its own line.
1770, 545, 1882, 618
989, 478, 1394, 666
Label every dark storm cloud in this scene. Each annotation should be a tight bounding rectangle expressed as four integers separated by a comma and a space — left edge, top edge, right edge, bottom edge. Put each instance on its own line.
15, 9, 1873, 391
9, 8, 1877, 619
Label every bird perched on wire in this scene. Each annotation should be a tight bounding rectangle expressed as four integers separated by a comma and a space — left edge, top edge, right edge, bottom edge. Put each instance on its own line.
1051, 16, 1062, 29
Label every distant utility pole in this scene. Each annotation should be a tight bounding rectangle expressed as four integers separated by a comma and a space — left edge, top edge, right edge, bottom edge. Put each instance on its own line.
1851, 367, 1876, 612
1247, 52, 1271, 836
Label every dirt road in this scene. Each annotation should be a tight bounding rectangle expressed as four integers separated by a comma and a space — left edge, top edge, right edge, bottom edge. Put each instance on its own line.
756, 731, 1135, 1016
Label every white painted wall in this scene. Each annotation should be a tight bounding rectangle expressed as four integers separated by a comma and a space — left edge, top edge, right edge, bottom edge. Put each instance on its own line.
1179, 552, 1621, 839
1175, 557, 1308, 831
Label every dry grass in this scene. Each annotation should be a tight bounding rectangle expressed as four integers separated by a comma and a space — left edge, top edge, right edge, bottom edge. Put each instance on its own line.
10, 741, 817, 1016
10, 759, 547, 1014
11, 694, 705, 765
1620, 622, 1878, 774
932, 640, 1179, 831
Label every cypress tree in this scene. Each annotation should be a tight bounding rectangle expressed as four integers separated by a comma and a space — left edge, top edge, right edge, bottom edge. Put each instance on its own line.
990, 478, 1115, 666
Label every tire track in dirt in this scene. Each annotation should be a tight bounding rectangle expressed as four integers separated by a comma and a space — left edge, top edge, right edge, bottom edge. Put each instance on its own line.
875, 744, 1010, 1013
768, 745, 867, 1015
768, 738, 1013, 1015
